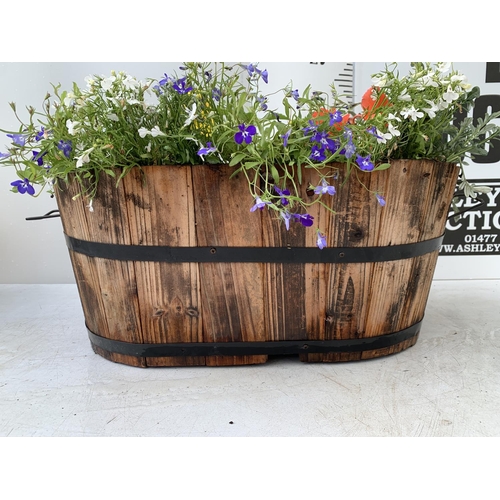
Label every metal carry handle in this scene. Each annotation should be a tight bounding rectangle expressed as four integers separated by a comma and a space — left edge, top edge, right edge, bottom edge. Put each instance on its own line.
25, 210, 61, 221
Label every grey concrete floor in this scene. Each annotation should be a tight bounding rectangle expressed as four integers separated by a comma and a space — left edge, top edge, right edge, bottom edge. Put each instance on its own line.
1, 281, 499, 437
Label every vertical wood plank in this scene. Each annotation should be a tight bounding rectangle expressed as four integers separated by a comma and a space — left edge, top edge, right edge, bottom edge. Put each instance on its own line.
56, 175, 146, 367
121, 166, 203, 367
191, 165, 267, 366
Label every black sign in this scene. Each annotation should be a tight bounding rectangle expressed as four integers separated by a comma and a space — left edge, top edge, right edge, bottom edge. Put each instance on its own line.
440, 179, 500, 256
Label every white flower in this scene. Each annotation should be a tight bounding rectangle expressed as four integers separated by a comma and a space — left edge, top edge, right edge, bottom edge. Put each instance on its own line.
442, 85, 459, 103
86, 199, 94, 212
75, 147, 94, 168
101, 76, 116, 91
183, 103, 198, 127
401, 106, 424, 121
84, 75, 95, 88
387, 122, 401, 137
387, 113, 401, 122
122, 75, 139, 90
145, 142, 151, 153
138, 126, 166, 138
451, 74, 471, 90
107, 113, 119, 122
436, 99, 449, 111
436, 62, 451, 74
398, 89, 412, 102
150, 125, 166, 137
422, 99, 439, 119
66, 119, 80, 135
451, 74, 466, 83
371, 75, 387, 87
419, 73, 439, 87
63, 92, 75, 107
138, 127, 150, 138
375, 129, 392, 144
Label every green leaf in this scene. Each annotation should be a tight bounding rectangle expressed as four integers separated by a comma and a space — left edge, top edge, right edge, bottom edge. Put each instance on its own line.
229, 153, 246, 167
374, 163, 391, 171
244, 161, 261, 169
270, 165, 280, 185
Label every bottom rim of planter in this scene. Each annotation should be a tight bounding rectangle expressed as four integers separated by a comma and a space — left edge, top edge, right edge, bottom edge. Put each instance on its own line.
86, 320, 422, 367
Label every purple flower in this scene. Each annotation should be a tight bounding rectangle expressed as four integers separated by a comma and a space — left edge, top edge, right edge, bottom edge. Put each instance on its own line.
158, 73, 170, 86
154, 73, 171, 93
376, 194, 386, 206
281, 211, 292, 230
356, 154, 374, 171
32, 151, 46, 166
197, 142, 217, 158
311, 131, 337, 151
314, 179, 336, 196
281, 129, 291, 147
11, 178, 35, 195
344, 140, 356, 159
316, 232, 327, 250
172, 77, 192, 95
293, 213, 314, 227
310, 144, 326, 162
256, 68, 268, 84
212, 88, 222, 102
57, 139, 72, 158
343, 127, 353, 140
329, 110, 343, 125
367, 126, 382, 139
204, 71, 212, 81
302, 120, 318, 135
0, 152, 11, 160
7, 133, 26, 146
234, 124, 257, 145
257, 96, 268, 111
242, 63, 256, 76
35, 127, 46, 141
290, 89, 299, 101
250, 196, 270, 212
275, 186, 290, 206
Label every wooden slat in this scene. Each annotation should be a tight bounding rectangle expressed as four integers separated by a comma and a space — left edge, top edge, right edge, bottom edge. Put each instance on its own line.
56, 173, 146, 367
191, 165, 267, 366
121, 166, 202, 367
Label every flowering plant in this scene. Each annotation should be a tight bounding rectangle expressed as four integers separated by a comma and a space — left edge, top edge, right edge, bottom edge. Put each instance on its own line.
1, 62, 500, 248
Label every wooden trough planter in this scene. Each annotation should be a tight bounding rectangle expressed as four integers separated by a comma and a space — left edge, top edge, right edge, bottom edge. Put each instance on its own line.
54, 159, 459, 367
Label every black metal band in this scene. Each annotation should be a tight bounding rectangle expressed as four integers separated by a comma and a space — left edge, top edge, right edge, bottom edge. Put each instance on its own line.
87, 320, 421, 358
66, 234, 444, 264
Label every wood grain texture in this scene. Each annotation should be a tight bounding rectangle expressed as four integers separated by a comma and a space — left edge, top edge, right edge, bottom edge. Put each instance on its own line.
55, 160, 459, 366
191, 166, 267, 366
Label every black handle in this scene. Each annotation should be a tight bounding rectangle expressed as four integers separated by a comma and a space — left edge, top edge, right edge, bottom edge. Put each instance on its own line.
25, 210, 61, 221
